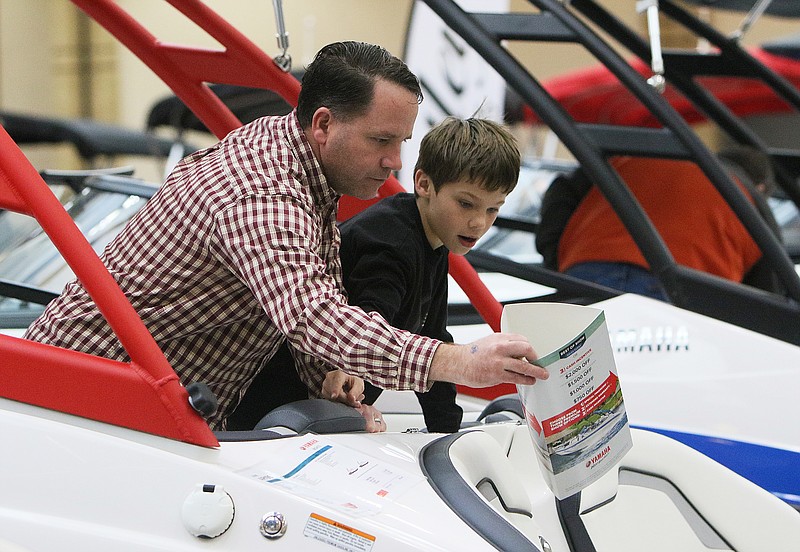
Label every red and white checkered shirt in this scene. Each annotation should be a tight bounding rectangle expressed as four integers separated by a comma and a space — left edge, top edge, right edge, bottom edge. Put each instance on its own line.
25, 112, 439, 429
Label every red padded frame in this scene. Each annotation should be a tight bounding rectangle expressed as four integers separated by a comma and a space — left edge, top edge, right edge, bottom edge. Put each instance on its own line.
0, 124, 218, 447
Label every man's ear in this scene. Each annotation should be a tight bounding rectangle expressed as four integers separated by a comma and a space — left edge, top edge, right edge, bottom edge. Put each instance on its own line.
414, 170, 434, 198
310, 107, 333, 145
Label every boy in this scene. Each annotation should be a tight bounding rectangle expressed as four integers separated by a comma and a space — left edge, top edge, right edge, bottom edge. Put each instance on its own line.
338, 116, 521, 432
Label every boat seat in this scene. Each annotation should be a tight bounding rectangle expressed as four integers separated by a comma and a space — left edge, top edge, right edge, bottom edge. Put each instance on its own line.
503, 424, 800, 552
253, 399, 366, 434
421, 429, 549, 551
213, 429, 286, 442
579, 429, 800, 551
477, 392, 524, 422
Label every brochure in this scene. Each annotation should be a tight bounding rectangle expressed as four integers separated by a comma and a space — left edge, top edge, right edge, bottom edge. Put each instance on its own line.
501, 302, 632, 499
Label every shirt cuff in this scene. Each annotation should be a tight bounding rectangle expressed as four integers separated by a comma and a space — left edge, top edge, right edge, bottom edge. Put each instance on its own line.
397, 333, 440, 393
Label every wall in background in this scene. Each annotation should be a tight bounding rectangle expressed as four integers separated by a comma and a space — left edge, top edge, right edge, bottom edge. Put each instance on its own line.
0, 0, 797, 175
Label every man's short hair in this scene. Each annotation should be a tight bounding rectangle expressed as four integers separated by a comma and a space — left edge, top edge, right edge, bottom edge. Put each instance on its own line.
297, 41, 422, 128
415, 117, 521, 194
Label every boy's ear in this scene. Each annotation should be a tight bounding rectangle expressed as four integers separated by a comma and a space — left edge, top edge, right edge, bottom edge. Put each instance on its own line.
414, 170, 434, 198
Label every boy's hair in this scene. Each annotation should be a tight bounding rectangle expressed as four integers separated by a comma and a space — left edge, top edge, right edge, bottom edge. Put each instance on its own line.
297, 41, 422, 128
414, 117, 520, 194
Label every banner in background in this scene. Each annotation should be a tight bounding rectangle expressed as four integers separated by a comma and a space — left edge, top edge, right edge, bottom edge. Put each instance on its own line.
400, 0, 509, 189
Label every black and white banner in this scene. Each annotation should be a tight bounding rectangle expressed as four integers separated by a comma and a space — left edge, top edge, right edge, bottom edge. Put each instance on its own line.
399, 0, 509, 189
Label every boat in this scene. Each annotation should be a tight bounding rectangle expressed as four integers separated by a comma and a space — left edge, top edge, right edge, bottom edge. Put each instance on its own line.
2, 3, 800, 550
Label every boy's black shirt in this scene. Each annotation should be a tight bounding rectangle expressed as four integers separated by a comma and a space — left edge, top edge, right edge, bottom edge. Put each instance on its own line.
339, 193, 463, 432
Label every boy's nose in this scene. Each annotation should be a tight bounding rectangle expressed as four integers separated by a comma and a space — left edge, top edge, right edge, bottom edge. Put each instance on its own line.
469, 214, 487, 230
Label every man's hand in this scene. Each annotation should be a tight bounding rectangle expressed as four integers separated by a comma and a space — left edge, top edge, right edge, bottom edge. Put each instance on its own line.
428, 332, 547, 387
321, 370, 365, 407
356, 403, 386, 433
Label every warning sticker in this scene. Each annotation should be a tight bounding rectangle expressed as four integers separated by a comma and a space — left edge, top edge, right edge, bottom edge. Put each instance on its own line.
304, 513, 375, 552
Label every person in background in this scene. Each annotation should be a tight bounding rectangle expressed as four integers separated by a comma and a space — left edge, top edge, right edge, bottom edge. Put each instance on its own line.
536, 145, 782, 300
26, 41, 546, 431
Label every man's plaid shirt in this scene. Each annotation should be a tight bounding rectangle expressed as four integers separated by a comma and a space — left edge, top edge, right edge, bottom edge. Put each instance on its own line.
25, 112, 439, 429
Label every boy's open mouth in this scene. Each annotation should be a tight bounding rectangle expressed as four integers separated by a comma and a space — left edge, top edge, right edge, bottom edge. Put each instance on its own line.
458, 235, 478, 247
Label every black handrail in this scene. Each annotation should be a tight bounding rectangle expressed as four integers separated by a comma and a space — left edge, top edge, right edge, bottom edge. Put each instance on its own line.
422, 0, 678, 295
420, 0, 800, 342
0, 279, 58, 306
564, 0, 800, 301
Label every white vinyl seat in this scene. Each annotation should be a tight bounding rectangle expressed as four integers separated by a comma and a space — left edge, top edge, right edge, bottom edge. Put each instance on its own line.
501, 424, 800, 552
448, 430, 544, 540
420, 427, 550, 552
579, 428, 800, 552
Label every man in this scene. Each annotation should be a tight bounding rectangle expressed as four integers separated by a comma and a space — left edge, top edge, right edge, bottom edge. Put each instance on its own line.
25, 42, 546, 431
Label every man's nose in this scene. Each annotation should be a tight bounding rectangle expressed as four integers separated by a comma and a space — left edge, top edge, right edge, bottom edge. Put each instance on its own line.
381, 146, 403, 171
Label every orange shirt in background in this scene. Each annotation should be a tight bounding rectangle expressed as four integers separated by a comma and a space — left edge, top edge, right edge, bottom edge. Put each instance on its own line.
558, 156, 763, 282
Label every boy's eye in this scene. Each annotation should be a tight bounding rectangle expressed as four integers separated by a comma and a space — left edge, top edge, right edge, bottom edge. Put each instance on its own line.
487, 208, 499, 215
459, 200, 473, 209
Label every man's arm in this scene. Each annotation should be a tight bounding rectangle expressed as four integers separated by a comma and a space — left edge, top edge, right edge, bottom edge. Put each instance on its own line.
428, 333, 547, 387
324, 331, 547, 399
213, 192, 435, 393
216, 190, 544, 395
